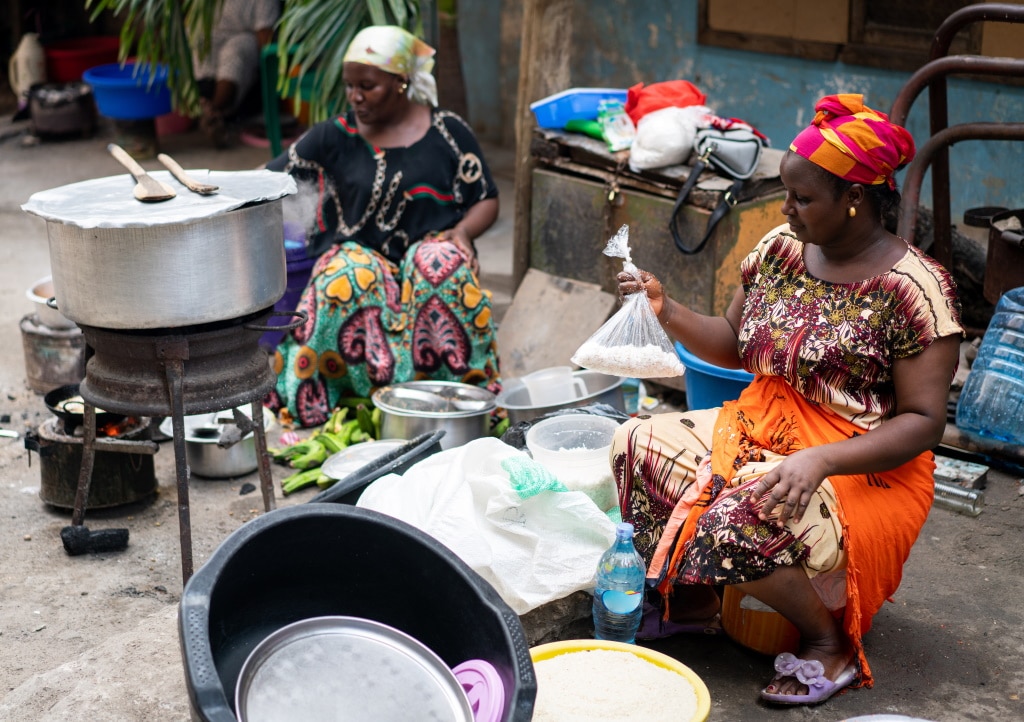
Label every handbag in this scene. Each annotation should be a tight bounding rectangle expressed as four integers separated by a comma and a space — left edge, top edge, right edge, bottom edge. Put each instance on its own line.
670, 119, 767, 255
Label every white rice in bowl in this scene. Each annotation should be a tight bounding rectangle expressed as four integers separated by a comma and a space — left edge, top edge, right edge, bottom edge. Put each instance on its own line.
532, 648, 699, 721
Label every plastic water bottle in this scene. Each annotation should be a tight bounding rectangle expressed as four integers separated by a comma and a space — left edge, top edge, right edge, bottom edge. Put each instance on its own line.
956, 286, 1024, 445
592, 522, 646, 643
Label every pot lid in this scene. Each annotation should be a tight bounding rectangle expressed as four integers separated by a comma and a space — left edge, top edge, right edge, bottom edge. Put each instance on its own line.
21, 169, 296, 229
373, 381, 496, 416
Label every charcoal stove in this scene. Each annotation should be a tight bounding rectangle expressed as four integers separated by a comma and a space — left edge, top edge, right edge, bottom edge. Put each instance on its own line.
70, 306, 304, 581
21, 167, 299, 582
26, 415, 157, 510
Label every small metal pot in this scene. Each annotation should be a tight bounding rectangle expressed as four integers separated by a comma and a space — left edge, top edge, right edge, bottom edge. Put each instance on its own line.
372, 381, 496, 450
160, 407, 275, 478
26, 275, 76, 329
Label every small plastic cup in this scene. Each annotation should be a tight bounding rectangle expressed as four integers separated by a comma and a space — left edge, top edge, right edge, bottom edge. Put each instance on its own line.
521, 366, 587, 406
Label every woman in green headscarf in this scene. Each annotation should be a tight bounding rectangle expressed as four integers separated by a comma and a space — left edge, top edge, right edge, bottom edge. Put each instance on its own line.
266, 26, 501, 428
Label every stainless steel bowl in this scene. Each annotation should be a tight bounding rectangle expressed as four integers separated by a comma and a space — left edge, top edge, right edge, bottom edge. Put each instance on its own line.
372, 381, 496, 451
160, 407, 275, 478
496, 370, 626, 425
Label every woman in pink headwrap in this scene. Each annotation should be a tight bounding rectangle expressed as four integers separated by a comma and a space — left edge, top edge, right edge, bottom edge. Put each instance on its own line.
609, 94, 963, 705
265, 26, 501, 428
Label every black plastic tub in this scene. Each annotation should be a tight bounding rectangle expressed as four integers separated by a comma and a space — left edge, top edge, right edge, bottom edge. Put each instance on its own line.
179, 504, 536, 721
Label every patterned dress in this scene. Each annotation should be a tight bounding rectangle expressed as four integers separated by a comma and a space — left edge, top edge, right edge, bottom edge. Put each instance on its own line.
613, 224, 963, 607
264, 109, 501, 427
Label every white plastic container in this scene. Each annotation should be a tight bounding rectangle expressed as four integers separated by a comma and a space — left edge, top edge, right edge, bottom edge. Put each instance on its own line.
526, 414, 621, 511
521, 365, 587, 407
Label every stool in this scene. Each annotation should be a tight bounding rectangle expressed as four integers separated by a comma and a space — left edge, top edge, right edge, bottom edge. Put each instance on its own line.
720, 586, 800, 656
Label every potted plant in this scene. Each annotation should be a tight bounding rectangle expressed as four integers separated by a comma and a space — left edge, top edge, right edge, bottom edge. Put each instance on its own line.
84, 0, 423, 121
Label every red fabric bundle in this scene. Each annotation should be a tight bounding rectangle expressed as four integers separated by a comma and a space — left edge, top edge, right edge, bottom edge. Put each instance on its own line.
624, 80, 707, 126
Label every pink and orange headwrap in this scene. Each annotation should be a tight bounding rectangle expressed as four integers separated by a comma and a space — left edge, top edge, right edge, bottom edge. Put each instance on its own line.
789, 94, 915, 189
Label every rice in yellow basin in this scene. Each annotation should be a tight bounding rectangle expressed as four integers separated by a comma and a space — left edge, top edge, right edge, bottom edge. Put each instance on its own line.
530, 640, 711, 722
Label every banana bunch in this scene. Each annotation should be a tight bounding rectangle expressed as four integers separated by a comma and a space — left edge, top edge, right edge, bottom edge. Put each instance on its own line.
269, 402, 382, 496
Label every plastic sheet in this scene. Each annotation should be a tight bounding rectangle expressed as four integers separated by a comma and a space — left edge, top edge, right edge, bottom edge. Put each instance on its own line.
21, 169, 296, 228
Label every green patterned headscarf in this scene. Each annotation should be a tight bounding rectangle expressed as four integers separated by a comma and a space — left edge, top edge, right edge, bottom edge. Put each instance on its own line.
343, 25, 438, 107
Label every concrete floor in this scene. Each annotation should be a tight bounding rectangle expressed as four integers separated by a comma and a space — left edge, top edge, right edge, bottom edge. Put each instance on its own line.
1, 116, 1023, 721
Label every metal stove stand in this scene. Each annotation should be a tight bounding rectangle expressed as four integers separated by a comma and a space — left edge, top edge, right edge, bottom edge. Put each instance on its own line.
67, 308, 302, 582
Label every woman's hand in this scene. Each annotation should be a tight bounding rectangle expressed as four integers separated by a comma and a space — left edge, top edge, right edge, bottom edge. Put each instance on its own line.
616, 269, 666, 317
750, 447, 831, 526
436, 226, 479, 276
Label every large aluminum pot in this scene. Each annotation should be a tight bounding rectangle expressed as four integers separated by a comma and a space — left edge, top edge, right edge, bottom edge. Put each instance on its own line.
22, 169, 295, 329
372, 381, 496, 450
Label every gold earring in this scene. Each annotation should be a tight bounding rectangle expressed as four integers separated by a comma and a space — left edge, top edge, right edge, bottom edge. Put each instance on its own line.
848, 207, 856, 218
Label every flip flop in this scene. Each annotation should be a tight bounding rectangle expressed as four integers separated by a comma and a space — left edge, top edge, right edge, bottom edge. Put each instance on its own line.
636, 601, 723, 640
759, 652, 858, 705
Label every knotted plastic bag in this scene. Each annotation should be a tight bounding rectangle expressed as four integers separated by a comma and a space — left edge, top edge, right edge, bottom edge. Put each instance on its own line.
571, 225, 685, 378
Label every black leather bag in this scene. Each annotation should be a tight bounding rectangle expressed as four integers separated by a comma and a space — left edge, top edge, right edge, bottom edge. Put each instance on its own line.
670, 124, 765, 255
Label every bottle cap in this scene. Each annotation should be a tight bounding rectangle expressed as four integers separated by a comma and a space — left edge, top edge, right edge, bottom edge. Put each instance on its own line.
616, 522, 634, 535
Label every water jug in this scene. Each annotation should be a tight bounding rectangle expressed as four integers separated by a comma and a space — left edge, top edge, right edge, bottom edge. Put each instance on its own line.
955, 286, 1024, 446
9, 33, 47, 109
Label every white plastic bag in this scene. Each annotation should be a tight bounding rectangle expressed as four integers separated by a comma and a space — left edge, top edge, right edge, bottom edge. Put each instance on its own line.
571, 225, 686, 378
357, 437, 617, 615
628, 104, 710, 172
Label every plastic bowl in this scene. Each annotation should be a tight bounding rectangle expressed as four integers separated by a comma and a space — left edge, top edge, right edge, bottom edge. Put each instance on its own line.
525, 415, 620, 511
45, 36, 120, 83
525, 414, 619, 460
83, 62, 172, 119
529, 87, 628, 129
675, 342, 754, 410
530, 639, 710, 722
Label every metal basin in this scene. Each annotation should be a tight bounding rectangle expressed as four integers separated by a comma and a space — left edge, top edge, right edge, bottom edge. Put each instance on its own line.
496, 370, 626, 425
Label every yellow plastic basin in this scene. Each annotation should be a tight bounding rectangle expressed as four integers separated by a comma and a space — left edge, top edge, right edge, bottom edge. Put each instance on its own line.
530, 639, 711, 722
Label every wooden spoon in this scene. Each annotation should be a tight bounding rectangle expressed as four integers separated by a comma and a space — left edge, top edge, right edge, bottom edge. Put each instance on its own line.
107, 143, 176, 202
157, 153, 219, 195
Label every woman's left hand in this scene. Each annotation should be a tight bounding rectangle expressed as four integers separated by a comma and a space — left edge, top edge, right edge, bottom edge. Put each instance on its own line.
751, 448, 831, 526
436, 226, 479, 276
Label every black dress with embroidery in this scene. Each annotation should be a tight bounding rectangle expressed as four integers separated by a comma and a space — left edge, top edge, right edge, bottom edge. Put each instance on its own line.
266, 109, 497, 261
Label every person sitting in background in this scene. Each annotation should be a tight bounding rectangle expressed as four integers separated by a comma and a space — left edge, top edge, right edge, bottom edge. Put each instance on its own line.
191, 0, 280, 148
264, 25, 501, 428
610, 94, 962, 705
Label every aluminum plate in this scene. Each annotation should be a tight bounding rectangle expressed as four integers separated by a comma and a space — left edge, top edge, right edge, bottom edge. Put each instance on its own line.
235, 615, 473, 722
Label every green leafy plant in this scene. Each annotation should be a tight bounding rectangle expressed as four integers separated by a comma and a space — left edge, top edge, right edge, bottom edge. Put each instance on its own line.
85, 0, 422, 121
277, 0, 421, 123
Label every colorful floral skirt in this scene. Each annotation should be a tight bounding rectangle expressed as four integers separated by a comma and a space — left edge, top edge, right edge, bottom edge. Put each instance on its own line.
267, 239, 501, 427
611, 409, 847, 611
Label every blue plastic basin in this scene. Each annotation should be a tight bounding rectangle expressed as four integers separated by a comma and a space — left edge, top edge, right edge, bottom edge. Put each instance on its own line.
676, 342, 754, 410
83, 62, 171, 119
529, 87, 628, 129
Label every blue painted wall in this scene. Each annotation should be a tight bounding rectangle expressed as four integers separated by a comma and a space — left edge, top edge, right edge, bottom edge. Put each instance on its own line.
459, 0, 1024, 222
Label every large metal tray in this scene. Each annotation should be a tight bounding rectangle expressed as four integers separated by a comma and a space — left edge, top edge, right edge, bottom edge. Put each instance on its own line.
235, 615, 474, 722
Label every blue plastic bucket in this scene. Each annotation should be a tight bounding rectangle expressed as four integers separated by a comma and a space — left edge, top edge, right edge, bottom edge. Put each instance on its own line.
675, 342, 754, 410
83, 62, 171, 119
259, 243, 317, 352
